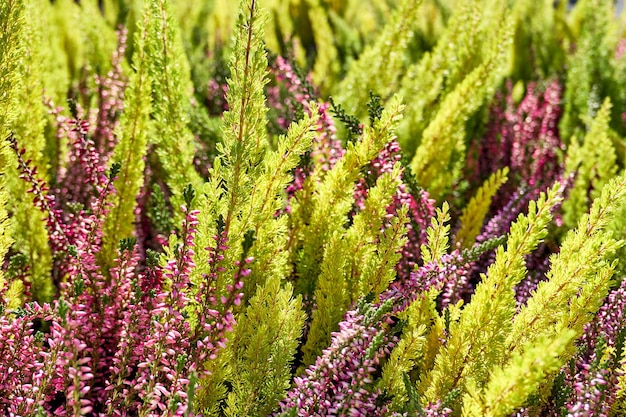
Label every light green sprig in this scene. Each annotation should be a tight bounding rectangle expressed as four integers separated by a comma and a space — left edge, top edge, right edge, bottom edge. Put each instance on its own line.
507, 174, 626, 356
4, 0, 54, 303
101, 6, 153, 273
559, 0, 619, 141
0, 0, 24, 307
79, 0, 118, 91
421, 202, 451, 265
242, 107, 320, 297
462, 331, 576, 417
292, 96, 404, 295
145, 0, 202, 223
209, 0, 269, 262
381, 322, 427, 411
301, 163, 407, 364
0, 0, 24, 138
224, 277, 305, 416
562, 97, 618, 228
508, 0, 565, 80
306, 0, 340, 96
334, 0, 421, 118
396, 0, 496, 156
424, 185, 562, 403
455, 168, 509, 249
409, 14, 512, 201
300, 232, 350, 366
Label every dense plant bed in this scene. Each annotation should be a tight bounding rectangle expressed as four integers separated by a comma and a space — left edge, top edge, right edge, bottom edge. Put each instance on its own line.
2, 0, 626, 415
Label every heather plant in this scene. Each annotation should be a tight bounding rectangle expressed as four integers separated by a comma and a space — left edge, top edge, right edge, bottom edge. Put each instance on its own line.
5, 0, 626, 416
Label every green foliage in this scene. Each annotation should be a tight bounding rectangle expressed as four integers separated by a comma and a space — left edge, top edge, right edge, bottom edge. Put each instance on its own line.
559, 0, 623, 140
381, 322, 427, 410
1, 0, 53, 303
409, 14, 512, 201
462, 331, 576, 417
421, 202, 451, 264
0, 154, 16, 308
301, 164, 408, 364
0, 0, 24, 138
244, 108, 319, 297
101, 8, 153, 272
455, 168, 509, 249
508, 174, 626, 356
306, 0, 340, 95
562, 97, 618, 228
300, 232, 350, 365
145, 0, 202, 223
334, 0, 421, 118
0, 0, 23, 307
79, 0, 119, 96
224, 276, 305, 416
291, 96, 404, 296
397, 0, 505, 157
508, 0, 566, 81
423, 185, 562, 403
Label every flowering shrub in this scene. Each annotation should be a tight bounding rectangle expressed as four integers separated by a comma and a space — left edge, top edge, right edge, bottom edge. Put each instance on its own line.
3, 0, 626, 415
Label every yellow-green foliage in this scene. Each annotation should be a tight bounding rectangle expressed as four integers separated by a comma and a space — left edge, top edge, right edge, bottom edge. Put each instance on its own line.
507, 174, 626, 358
306, 0, 339, 95
51, 0, 85, 87
559, 0, 621, 141
242, 114, 318, 297
508, 0, 565, 81
462, 331, 576, 417
194, 1, 317, 411
334, 0, 421, 117
291, 96, 404, 296
381, 320, 427, 410
397, 0, 503, 156
145, 0, 202, 222
186, 1, 272, 306
0, 0, 23, 307
101, 6, 153, 271
301, 164, 408, 364
0, 0, 24, 138
194, 0, 272, 405
358, 202, 409, 296
33, 0, 72, 176
455, 168, 509, 249
197, 0, 273, 297
409, 15, 512, 201
347, 164, 407, 298
423, 185, 562, 403
77, 0, 119, 109
421, 202, 451, 264
300, 232, 350, 366
0, 154, 13, 306
5, 0, 54, 303
562, 97, 618, 228
0, 146, 23, 310
224, 276, 305, 416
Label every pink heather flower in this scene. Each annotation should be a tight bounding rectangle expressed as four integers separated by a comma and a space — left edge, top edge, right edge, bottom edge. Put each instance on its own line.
281, 250, 471, 415
469, 80, 564, 212
266, 55, 314, 133
131, 206, 243, 416
0, 303, 51, 415
92, 27, 128, 162
285, 101, 345, 205
562, 279, 626, 415
382, 250, 473, 314
278, 306, 395, 416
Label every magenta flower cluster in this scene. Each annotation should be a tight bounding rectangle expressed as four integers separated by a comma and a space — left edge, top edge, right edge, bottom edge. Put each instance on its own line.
1, 129, 244, 415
